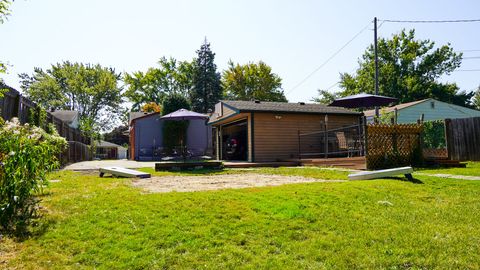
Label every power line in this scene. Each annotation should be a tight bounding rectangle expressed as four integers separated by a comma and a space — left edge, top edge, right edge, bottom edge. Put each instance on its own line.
380, 19, 480, 23
286, 21, 372, 95
454, 69, 480, 72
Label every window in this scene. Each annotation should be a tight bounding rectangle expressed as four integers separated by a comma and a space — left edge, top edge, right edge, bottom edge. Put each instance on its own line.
431, 101, 435, 109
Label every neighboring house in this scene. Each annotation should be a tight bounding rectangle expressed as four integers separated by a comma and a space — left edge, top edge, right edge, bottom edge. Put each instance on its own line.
364, 98, 480, 123
208, 100, 363, 162
129, 112, 211, 161
95, 140, 127, 159
50, 110, 80, 129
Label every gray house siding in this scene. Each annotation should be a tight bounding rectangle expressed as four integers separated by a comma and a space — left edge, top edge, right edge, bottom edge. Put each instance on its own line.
134, 114, 163, 160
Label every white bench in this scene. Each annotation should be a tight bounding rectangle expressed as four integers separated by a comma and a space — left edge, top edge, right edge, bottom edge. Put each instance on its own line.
348, 166, 413, 181
99, 167, 151, 178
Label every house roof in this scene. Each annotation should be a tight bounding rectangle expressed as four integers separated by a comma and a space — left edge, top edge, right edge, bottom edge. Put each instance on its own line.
96, 140, 126, 149
129, 112, 156, 125
50, 110, 79, 124
363, 99, 431, 117
221, 100, 362, 115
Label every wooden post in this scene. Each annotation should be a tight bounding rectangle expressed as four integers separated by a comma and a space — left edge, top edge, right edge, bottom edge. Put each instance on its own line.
363, 116, 369, 157
324, 114, 329, 158
394, 108, 398, 124
297, 130, 301, 159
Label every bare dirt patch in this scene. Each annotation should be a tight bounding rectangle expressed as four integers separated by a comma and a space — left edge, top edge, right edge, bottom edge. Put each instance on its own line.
132, 173, 345, 193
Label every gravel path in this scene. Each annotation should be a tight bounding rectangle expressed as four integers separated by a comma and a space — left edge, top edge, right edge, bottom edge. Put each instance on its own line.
132, 173, 345, 193
415, 172, 480, 181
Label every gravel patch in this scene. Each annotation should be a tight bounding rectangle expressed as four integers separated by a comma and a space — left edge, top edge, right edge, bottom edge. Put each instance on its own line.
132, 173, 345, 193
416, 172, 480, 181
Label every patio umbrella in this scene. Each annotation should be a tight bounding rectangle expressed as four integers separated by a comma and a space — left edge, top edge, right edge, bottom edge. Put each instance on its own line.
160, 108, 208, 120
329, 93, 397, 108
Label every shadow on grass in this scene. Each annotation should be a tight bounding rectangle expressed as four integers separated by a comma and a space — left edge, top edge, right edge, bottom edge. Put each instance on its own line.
383, 176, 424, 184
1, 196, 58, 242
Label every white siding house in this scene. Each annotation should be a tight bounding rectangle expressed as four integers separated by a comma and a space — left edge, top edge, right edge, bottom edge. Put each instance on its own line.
364, 98, 480, 123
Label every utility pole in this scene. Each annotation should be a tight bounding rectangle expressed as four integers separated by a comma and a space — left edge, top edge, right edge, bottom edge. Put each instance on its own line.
374, 17, 379, 118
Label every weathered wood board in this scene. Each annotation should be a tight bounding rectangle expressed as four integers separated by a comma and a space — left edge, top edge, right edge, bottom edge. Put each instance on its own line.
99, 167, 151, 178
445, 117, 480, 161
348, 166, 413, 180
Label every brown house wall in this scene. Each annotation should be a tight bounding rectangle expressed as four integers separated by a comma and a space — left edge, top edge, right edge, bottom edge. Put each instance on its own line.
253, 113, 360, 162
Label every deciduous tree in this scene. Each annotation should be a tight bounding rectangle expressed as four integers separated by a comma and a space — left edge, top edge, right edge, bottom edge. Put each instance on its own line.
223, 61, 287, 102
312, 89, 338, 104
124, 57, 193, 111
19, 61, 123, 131
320, 29, 473, 107
473, 86, 480, 110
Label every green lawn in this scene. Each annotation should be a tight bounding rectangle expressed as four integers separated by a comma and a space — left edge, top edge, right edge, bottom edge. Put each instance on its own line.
418, 161, 480, 176
2, 166, 480, 269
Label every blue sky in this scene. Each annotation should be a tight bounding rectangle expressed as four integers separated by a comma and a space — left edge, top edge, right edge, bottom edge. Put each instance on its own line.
1, 0, 479, 102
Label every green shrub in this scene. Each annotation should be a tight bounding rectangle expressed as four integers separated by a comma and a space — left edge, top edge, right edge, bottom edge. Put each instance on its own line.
422, 120, 446, 149
162, 94, 191, 153
0, 118, 67, 234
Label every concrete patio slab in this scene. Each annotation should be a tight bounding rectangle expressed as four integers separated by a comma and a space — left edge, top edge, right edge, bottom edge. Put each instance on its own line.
63, 160, 158, 171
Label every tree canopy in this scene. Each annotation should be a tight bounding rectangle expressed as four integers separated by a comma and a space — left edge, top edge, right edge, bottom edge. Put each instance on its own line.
162, 94, 191, 115
222, 61, 287, 102
19, 61, 123, 131
124, 57, 193, 111
190, 39, 223, 113
318, 29, 472, 107
474, 86, 480, 110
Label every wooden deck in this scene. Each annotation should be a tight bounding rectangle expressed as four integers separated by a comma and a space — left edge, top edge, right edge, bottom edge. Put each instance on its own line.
293, 156, 366, 170
223, 156, 366, 170
223, 161, 300, 168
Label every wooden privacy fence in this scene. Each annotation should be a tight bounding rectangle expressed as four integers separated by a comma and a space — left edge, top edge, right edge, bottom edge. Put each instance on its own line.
445, 117, 480, 161
1, 85, 91, 164
60, 141, 91, 164
366, 124, 423, 170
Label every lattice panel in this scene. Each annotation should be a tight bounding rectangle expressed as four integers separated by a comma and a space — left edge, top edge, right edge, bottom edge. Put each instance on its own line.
366, 124, 423, 170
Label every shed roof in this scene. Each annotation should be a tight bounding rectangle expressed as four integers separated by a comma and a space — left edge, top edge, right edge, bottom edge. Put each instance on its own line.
96, 140, 126, 149
221, 100, 362, 115
129, 112, 156, 125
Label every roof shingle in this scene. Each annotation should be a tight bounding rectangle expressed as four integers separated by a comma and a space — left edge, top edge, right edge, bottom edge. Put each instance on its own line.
221, 100, 362, 115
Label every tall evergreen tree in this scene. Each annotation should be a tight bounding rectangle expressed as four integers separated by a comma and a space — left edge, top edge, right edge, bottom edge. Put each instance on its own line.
190, 39, 222, 113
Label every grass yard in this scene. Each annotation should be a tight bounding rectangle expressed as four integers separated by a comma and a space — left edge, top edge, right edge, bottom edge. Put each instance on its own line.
2, 166, 480, 269
418, 161, 480, 176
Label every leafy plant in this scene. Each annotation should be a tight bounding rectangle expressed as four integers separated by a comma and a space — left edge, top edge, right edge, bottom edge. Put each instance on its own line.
422, 120, 446, 149
0, 118, 67, 234
162, 94, 191, 153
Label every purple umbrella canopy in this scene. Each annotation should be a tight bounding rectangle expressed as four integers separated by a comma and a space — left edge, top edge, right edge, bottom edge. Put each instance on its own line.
160, 108, 209, 121
329, 93, 397, 108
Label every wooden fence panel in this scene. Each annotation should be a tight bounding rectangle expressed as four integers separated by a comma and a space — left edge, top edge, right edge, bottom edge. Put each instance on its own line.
1, 85, 92, 163
446, 117, 480, 161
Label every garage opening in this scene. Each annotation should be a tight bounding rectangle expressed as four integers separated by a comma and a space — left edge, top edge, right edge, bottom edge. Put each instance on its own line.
221, 119, 248, 161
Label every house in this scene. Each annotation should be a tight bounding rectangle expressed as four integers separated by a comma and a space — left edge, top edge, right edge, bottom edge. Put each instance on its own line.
95, 140, 127, 159
208, 100, 363, 162
50, 110, 80, 129
364, 98, 480, 123
129, 112, 212, 161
